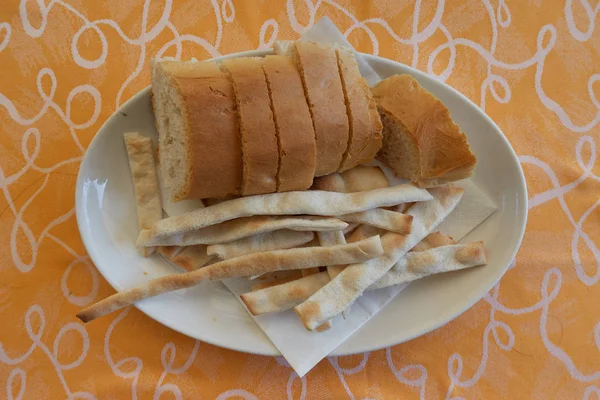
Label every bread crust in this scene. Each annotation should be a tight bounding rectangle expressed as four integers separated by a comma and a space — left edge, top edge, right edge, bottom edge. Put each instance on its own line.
156, 61, 242, 199
335, 48, 383, 171
222, 57, 279, 195
288, 41, 349, 176
372, 74, 476, 187
263, 55, 316, 191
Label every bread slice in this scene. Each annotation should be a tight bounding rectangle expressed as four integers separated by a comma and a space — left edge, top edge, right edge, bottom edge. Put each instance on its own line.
151, 60, 242, 200
263, 55, 316, 192
221, 57, 279, 195
335, 47, 383, 171
372, 75, 476, 187
274, 41, 349, 176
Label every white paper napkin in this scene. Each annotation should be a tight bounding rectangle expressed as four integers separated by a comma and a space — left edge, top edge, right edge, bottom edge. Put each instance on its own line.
223, 17, 497, 377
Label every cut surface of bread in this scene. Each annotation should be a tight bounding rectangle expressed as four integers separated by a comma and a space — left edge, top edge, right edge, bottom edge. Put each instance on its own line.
275, 41, 349, 176
263, 55, 316, 192
335, 47, 383, 172
221, 57, 279, 195
372, 74, 477, 187
151, 60, 242, 200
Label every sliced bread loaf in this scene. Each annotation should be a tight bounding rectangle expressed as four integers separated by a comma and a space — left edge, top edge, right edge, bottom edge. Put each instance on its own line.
151, 60, 242, 200
221, 57, 279, 196
335, 47, 383, 172
372, 74, 476, 187
263, 55, 317, 192
274, 41, 349, 176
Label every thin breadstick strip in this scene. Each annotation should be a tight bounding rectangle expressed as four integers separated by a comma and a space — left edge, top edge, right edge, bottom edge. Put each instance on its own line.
339, 209, 413, 234
152, 184, 432, 238
167, 245, 215, 272
301, 268, 320, 277
242, 241, 484, 315
76, 236, 384, 322
345, 224, 382, 242
251, 271, 303, 291
157, 246, 185, 259
294, 186, 464, 330
140, 216, 347, 247
370, 242, 487, 290
124, 132, 162, 256
207, 230, 314, 260
342, 223, 359, 235
242, 272, 330, 315
315, 320, 332, 331
317, 231, 347, 280
410, 231, 455, 252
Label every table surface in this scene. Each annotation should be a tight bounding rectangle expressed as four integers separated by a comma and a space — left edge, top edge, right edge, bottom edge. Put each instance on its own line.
1, 1, 599, 399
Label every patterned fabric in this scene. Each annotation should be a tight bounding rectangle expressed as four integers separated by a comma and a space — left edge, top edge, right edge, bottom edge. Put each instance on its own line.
1, 1, 599, 398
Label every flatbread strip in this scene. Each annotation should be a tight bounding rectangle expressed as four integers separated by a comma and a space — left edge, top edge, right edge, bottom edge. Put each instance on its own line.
139, 216, 347, 247
411, 231, 455, 252
294, 186, 464, 330
124, 132, 162, 256
152, 183, 433, 238
340, 209, 412, 234
371, 241, 486, 289
251, 271, 304, 291
76, 236, 384, 323
207, 230, 314, 260
163, 244, 215, 272
157, 246, 184, 259
242, 272, 330, 315
241, 242, 485, 315
317, 231, 346, 280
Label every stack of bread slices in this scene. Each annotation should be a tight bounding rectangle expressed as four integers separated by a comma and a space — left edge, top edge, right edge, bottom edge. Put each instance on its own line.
152, 41, 477, 202
151, 41, 383, 201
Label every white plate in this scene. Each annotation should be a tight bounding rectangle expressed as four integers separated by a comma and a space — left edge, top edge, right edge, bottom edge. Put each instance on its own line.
76, 50, 527, 356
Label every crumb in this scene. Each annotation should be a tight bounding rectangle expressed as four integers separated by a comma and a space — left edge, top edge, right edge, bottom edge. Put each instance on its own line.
143, 271, 148, 275
121, 112, 128, 117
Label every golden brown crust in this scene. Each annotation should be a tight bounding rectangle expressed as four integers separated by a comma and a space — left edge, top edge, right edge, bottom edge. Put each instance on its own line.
335, 48, 382, 171
372, 74, 477, 186
158, 61, 242, 199
222, 57, 278, 195
263, 55, 317, 191
293, 42, 349, 176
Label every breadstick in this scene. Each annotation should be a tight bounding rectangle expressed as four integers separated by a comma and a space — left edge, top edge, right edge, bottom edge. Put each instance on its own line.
242, 272, 330, 315
124, 132, 162, 256
370, 242, 486, 290
339, 209, 413, 234
241, 241, 485, 315
139, 216, 347, 247
410, 231, 455, 252
151, 184, 432, 238
165, 245, 215, 272
76, 236, 384, 323
207, 230, 314, 260
294, 186, 464, 331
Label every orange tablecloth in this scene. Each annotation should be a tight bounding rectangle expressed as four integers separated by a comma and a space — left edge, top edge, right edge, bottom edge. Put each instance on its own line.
1, 1, 599, 398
